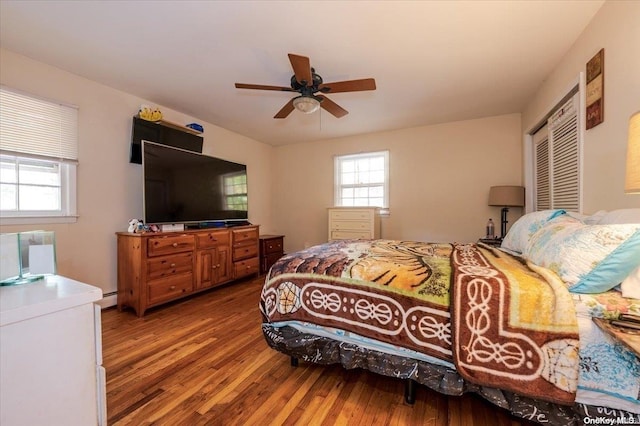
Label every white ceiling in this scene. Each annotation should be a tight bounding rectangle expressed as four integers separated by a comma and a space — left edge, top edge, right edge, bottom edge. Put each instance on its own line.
0, 1, 604, 146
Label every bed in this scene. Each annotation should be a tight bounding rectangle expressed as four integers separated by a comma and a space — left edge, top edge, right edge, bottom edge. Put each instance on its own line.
259, 209, 640, 425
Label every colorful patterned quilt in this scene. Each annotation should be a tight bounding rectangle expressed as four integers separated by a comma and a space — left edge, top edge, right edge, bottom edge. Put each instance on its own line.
261, 239, 580, 405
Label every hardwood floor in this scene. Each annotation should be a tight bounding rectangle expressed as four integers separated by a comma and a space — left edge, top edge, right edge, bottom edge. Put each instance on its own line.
102, 275, 536, 426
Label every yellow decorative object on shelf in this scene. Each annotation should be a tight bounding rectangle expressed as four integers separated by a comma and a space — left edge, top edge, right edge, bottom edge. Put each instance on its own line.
138, 105, 163, 122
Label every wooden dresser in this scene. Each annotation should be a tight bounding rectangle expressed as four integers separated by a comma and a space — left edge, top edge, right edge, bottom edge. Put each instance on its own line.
259, 234, 285, 274
116, 225, 259, 316
328, 207, 381, 241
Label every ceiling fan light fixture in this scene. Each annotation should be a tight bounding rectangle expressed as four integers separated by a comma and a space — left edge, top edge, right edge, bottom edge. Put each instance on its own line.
292, 95, 320, 114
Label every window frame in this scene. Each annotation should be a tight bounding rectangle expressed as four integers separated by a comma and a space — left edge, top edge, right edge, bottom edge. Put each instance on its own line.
334, 150, 389, 209
0, 86, 78, 225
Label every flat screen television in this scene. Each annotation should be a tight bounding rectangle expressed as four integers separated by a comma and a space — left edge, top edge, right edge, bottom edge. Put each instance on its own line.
142, 141, 248, 225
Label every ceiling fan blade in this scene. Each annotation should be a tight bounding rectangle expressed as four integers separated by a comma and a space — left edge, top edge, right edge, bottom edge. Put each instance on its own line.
235, 83, 295, 92
318, 78, 376, 93
288, 53, 313, 86
317, 95, 348, 118
274, 98, 295, 119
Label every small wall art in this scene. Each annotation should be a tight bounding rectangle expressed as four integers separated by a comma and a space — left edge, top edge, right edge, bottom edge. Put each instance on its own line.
586, 48, 604, 130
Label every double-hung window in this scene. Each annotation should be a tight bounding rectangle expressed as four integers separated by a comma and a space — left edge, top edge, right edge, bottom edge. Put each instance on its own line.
0, 86, 78, 224
334, 150, 389, 208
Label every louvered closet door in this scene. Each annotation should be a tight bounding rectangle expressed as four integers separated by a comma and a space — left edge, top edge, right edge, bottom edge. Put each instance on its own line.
548, 94, 580, 211
533, 92, 581, 212
533, 126, 550, 210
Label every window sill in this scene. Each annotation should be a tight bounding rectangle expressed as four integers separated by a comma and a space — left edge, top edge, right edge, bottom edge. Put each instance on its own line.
0, 216, 78, 226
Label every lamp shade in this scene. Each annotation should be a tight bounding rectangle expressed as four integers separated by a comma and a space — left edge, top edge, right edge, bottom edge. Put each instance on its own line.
292, 96, 320, 114
488, 185, 525, 207
625, 111, 640, 194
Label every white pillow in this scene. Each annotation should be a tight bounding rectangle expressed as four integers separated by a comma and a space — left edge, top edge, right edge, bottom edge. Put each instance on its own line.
583, 210, 607, 225
621, 266, 640, 299
597, 209, 640, 225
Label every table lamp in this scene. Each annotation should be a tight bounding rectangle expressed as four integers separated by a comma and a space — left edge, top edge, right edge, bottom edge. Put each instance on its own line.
625, 111, 640, 194
489, 185, 525, 238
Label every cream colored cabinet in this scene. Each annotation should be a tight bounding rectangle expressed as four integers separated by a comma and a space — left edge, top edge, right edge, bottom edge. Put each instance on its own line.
328, 207, 381, 241
1, 276, 106, 425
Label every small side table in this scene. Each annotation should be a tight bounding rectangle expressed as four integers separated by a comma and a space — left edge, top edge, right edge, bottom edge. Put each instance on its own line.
259, 235, 285, 274
478, 238, 502, 248
593, 317, 640, 359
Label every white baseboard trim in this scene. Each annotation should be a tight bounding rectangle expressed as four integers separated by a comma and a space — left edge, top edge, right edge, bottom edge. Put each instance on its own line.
98, 293, 117, 309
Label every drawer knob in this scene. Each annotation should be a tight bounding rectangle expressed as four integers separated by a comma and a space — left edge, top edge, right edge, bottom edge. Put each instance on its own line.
172, 243, 178, 247
268, 245, 273, 249
170, 285, 176, 290
170, 263, 176, 268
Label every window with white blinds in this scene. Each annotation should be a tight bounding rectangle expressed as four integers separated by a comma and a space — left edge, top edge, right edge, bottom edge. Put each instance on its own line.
0, 86, 78, 160
532, 92, 580, 212
0, 86, 78, 223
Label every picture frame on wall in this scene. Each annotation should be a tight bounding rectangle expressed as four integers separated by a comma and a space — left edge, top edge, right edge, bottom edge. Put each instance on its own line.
586, 48, 604, 130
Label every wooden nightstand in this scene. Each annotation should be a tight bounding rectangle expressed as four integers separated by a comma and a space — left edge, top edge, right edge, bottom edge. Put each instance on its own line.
478, 238, 502, 248
259, 235, 285, 274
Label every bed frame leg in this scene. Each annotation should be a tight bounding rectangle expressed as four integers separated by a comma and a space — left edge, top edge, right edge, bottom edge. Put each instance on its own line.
290, 356, 298, 367
404, 379, 416, 405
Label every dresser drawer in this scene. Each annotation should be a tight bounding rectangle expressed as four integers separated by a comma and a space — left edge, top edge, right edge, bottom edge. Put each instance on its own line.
234, 257, 259, 278
195, 231, 230, 249
232, 227, 259, 245
147, 234, 195, 257
331, 220, 372, 231
329, 209, 373, 221
262, 253, 283, 273
147, 273, 193, 306
262, 237, 283, 254
147, 252, 193, 281
331, 230, 372, 240
233, 244, 258, 260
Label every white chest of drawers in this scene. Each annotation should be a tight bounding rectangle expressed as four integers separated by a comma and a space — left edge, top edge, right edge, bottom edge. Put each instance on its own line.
328, 207, 381, 241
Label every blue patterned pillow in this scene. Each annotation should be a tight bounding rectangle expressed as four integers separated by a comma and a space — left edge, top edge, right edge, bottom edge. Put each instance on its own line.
500, 209, 566, 254
525, 219, 640, 293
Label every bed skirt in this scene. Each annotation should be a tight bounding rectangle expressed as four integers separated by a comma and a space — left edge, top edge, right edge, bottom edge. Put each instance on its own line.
262, 324, 639, 426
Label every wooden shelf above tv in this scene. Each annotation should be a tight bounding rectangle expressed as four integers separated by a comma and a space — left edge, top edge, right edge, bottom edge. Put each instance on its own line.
156, 119, 203, 135
130, 116, 204, 164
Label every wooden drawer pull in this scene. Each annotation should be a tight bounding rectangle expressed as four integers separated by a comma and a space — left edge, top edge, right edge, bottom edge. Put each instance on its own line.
172, 243, 178, 247
170, 263, 176, 268
170, 285, 176, 290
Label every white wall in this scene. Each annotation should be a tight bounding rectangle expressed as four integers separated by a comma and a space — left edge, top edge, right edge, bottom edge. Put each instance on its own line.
0, 48, 275, 298
522, 0, 640, 213
273, 114, 523, 253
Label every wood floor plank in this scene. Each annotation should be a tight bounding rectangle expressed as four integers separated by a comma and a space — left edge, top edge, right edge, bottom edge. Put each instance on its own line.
103, 275, 538, 425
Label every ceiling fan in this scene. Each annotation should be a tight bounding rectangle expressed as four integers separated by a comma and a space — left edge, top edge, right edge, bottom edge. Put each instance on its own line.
235, 53, 376, 119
